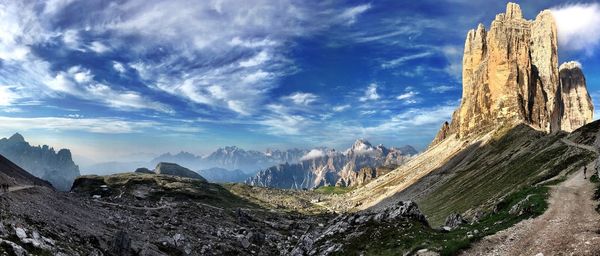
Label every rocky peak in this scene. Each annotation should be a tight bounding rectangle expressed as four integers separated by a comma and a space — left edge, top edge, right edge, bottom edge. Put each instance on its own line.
348, 139, 374, 154
431, 3, 593, 147
8, 133, 25, 143
505, 2, 523, 20
559, 61, 594, 132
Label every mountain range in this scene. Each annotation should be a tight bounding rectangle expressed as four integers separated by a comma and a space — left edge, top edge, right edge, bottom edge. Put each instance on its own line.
0, 133, 80, 191
2, 3, 600, 255
246, 139, 417, 189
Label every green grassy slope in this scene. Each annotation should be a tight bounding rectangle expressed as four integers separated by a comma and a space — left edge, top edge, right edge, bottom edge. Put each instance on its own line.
418, 124, 596, 226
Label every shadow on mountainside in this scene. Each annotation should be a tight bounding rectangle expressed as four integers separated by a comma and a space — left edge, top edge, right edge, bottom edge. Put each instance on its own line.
370, 123, 597, 226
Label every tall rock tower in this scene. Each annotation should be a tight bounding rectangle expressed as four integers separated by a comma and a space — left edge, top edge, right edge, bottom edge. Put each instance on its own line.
431, 3, 594, 146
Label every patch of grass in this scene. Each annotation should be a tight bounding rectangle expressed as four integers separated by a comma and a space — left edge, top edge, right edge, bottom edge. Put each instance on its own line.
590, 173, 599, 183
314, 186, 352, 195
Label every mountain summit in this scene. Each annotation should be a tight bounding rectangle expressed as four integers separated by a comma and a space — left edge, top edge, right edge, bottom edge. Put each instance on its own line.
432, 3, 593, 146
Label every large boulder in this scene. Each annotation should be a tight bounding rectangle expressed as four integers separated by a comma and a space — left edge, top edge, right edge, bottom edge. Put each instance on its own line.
154, 162, 206, 181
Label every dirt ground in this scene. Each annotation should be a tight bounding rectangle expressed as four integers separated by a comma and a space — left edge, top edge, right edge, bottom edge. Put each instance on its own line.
463, 164, 600, 255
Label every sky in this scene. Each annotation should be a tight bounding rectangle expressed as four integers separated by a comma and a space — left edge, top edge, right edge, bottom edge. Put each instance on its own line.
0, 0, 599, 164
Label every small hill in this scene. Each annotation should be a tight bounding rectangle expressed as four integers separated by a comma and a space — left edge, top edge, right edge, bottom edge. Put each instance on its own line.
0, 154, 53, 188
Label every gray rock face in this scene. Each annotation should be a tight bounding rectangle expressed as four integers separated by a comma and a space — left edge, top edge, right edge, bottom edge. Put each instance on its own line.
246, 140, 417, 189
154, 162, 207, 181
0, 133, 79, 191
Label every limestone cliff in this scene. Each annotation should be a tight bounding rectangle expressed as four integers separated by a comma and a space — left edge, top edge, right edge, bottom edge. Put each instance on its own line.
559, 62, 594, 132
432, 3, 593, 146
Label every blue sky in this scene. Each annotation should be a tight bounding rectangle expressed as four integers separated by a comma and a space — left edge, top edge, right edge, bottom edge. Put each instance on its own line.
0, 0, 599, 163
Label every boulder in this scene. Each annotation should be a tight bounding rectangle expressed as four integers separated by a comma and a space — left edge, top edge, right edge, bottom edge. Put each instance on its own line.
154, 162, 206, 181
444, 213, 467, 230
134, 167, 153, 174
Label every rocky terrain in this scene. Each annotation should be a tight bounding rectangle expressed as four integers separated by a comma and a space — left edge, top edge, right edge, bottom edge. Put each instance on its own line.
0, 133, 80, 191
246, 140, 416, 189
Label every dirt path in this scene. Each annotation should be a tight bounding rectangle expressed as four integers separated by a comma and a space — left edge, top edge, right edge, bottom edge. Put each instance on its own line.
463, 164, 600, 255
0, 185, 34, 195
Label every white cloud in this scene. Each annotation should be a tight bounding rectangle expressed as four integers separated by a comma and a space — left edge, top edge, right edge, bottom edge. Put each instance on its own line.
441, 45, 462, 79
360, 110, 377, 116
284, 92, 318, 105
0, 116, 156, 134
0, 86, 19, 106
551, 3, 600, 55
47, 66, 173, 113
381, 52, 434, 69
300, 149, 326, 160
430, 85, 455, 93
396, 91, 418, 100
559, 61, 582, 70
239, 51, 270, 67
338, 4, 372, 25
88, 41, 110, 53
359, 83, 380, 101
112, 61, 127, 73
333, 104, 351, 112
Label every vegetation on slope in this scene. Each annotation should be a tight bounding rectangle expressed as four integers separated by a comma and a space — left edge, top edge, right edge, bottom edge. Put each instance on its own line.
418, 124, 595, 225
328, 184, 550, 256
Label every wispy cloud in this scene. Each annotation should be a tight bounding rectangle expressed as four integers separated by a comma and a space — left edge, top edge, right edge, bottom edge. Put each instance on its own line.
381, 52, 434, 69
337, 4, 372, 25
430, 85, 456, 93
284, 92, 318, 105
333, 104, 351, 112
396, 90, 419, 104
359, 83, 380, 101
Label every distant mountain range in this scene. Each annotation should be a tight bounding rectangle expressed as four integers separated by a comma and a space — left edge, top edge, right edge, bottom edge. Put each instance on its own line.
246, 139, 417, 189
0, 133, 80, 191
198, 167, 250, 183
149, 147, 308, 173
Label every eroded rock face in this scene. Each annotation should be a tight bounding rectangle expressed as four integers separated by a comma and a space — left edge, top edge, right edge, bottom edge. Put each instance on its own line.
432, 3, 593, 146
559, 62, 594, 132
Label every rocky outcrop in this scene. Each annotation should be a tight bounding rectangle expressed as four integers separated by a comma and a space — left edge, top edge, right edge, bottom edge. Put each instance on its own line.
246, 140, 417, 189
0, 133, 79, 190
134, 167, 153, 174
432, 3, 593, 146
559, 62, 594, 132
431, 121, 451, 147
154, 162, 207, 181
292, 201, 428, 255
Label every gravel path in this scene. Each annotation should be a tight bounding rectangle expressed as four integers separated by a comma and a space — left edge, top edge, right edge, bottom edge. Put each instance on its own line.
0, 185, 34, 195
463, 164, 600, 255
